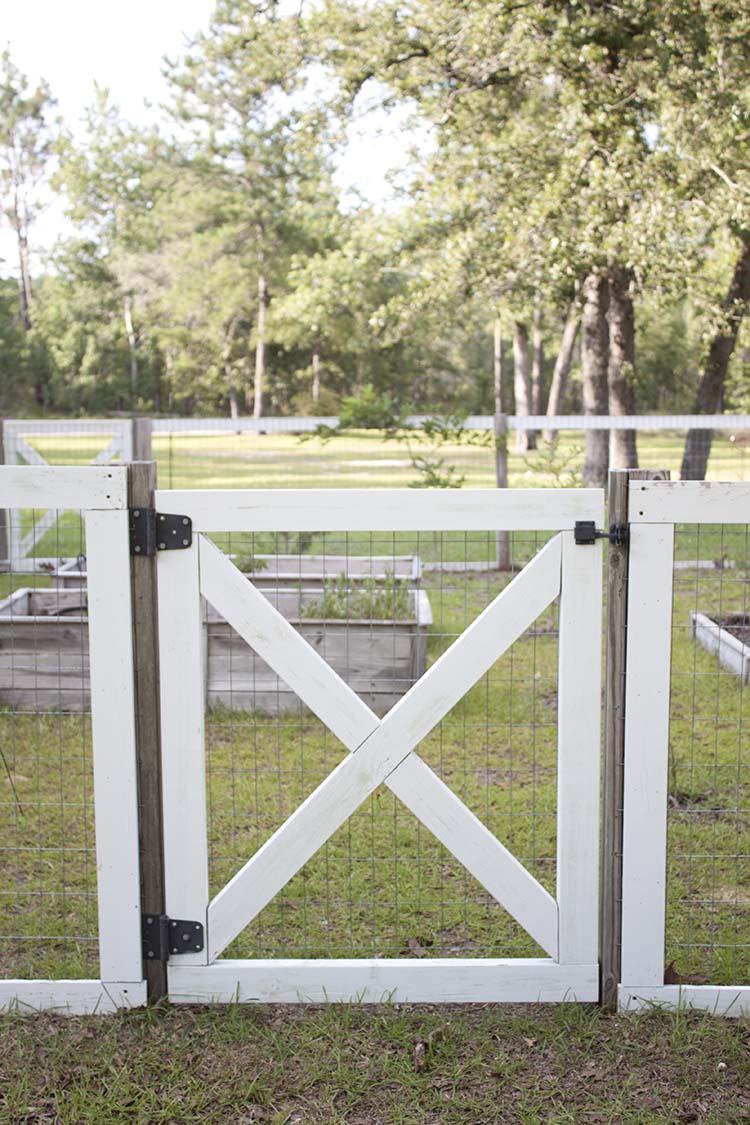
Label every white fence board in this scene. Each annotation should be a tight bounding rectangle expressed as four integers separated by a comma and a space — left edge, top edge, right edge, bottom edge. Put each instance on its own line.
156, 488, 603, 533
0, 465, 128, 511
629, 480, 750, 524
85, 510, 142, 983
619, 985, 750, 1016
0, 980, 146, 1015
169, 960, 599, 1004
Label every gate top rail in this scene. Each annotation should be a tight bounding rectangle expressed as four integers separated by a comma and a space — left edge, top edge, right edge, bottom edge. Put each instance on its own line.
154, 487, 604, 533
0, 465, 128, 510
629, 480, 750, 524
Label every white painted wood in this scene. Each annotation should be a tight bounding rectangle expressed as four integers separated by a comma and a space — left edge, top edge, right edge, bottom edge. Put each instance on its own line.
387, 755, 558, 956
84, 510, 143, 983
4, 418, 133, 436
201, 539, 558, 955
169, 960, 599, 1004
0, 466, 128, 510
17, 506, 59, 560
13, 435, 49, 467
156, 488, 603, 533
691, 611, 750, 682
556, 530, 602, 964
158, 540, 209, 965
620, 523, 675, 987
630, 480, 750, 524
91, 435, 123, 466
0, 980, 147, 1015
619, 985, 750, 1016
207, 535, 562, 959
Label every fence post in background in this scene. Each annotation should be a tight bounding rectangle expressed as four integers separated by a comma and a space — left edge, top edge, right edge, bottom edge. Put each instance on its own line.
128, 460, 167, 1003
0, 420, 7, 568
494, 412, 511, 570
600, 466, 670, 1010
131, 418, 153, 463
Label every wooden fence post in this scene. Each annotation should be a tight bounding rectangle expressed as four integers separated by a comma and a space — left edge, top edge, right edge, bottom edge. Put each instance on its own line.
600, 467, 670, 1010
0, 419, 7, 568
131, 418, 153, 463
494, 412, 511, 570
128, 460, 167, 1003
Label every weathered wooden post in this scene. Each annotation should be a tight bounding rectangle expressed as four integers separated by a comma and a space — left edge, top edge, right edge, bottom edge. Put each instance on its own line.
600, 467, 670, 1010
131, 418, 153, 463
0, 419, 7, 568
128, 460, 167, 1002
494, 412, 511, 570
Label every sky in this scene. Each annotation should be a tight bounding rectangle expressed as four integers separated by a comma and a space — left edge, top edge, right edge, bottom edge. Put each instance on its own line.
1, 0, 419, 275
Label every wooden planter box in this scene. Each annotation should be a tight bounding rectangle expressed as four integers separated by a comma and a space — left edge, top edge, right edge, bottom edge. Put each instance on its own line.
52, 554, 422, 589
0, 588, 89, 711
0, 584, 433, 717
205, 587, 432, 716
691, 611, 750, 684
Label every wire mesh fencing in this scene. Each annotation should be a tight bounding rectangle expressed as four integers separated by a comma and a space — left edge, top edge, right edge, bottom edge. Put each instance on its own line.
666, 521, 750, 987
201, 526, 559, 962
0, 509, 99, 980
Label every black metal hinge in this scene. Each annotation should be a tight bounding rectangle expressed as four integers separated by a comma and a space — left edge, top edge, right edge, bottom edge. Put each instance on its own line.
574, 520, 629, 548
130, 509, 192, 556
142, 914, 204, 962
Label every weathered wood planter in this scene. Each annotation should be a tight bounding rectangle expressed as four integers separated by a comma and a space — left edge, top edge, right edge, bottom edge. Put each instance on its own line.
205, 587, 432, 716
1, 582, 432, 716
52, 554, 422, 589
691, 611, 750, 684
0, 588, 89, 711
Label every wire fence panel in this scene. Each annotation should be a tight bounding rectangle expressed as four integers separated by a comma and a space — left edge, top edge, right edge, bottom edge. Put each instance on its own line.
0, 509, 98, 981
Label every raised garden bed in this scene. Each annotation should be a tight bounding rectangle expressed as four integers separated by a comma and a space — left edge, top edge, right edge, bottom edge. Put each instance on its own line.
1, 582, 432, 716
690, 611, 750, 684
205, 586, 432, 715
0, 588, 89, 711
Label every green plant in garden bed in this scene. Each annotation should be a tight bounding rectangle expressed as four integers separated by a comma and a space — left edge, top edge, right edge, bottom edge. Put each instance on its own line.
299, 571, 413, 620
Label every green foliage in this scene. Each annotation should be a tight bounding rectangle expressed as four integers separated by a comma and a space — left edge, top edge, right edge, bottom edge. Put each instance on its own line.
300, 570, 413, 620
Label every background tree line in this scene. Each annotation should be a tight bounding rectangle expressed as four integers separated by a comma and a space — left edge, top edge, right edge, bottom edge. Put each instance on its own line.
2, 0, 750, 481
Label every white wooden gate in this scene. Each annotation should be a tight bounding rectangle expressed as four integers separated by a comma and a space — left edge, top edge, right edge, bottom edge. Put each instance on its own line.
3, 419, 133, 571
155, 487, 604, 1004
620, 480, 750, 1016
0, 466, 145, 1014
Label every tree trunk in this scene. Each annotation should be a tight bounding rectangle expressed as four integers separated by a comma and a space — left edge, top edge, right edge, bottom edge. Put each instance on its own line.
493, 315, 503, 415
228, 388, 239, 421
512, 320, 535, 451
681, 237, 750, 480
254, 274, 269, 420
581, 271, 610, 487
531, 298, 544, 415
543, 302, 580, 443
607, 266, 638, 469
312, 346, 321, 404
123, 296, 139, 399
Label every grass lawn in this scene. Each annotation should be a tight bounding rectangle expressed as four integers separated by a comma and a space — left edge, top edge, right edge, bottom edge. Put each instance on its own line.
1, 1003, 750, 1123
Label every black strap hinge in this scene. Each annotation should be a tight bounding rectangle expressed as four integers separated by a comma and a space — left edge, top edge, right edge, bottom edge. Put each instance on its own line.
142, 914, 204, 962
130, 509, 192, 556
574, 520, 628, 548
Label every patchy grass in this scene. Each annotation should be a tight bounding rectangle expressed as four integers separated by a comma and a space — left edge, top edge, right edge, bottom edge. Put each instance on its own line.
1, 1003, 750, 1123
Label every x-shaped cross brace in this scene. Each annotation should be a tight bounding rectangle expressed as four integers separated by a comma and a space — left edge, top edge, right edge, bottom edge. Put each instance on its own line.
199, 534, 562, 962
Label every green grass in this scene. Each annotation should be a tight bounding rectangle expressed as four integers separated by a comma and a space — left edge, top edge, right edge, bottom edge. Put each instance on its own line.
1, 1003, 750, 1123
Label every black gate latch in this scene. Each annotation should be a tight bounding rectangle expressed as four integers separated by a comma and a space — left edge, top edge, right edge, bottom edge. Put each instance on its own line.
130, 509, 192, 556
142, 914, 204, 962
574, 520, 628, 548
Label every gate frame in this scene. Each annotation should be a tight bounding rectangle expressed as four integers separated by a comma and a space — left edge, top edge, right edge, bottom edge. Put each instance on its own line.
0, 466, 146, 1014
619, 480, 750, 1015
154, 486, 604, 1005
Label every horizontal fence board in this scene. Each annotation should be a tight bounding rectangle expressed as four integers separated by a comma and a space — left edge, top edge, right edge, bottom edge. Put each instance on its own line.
0, 466, 128, 509
168, 960, 599, 1004
619, 985, 750, 1016
0, 980, 146, 1015
156, 488, 603, 532
629, 480, 750, 523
